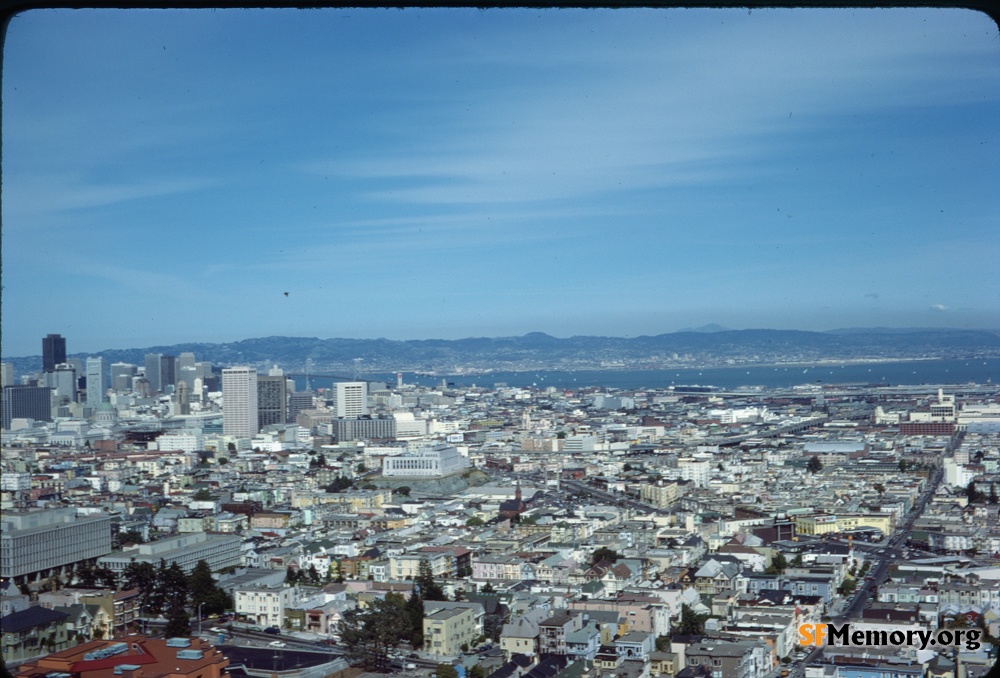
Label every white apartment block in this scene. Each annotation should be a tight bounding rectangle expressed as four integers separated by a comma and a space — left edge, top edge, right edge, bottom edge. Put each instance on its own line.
97, 531, 241, 573
389, 551, 453, 580
234, 584, 299, 628
1, 508, 112, 580
223, 367, 258, 438
382, 444, 468, 478
155, 432, 205, 453
331, 381, 368, 418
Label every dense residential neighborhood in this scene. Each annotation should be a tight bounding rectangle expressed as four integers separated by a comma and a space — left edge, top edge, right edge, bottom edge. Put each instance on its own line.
2, 345, 1000, 678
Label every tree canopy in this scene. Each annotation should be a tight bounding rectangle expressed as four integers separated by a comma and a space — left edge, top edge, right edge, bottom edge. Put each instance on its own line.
415, 558, 446, 601
589, 547, 621, 567
807, 456, 823, 474
338, 593, 411, 672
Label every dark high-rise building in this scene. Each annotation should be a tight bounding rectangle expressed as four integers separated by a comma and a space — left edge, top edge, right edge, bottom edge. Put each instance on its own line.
335, 416, 396, 442
2, 385, 53, 429
143, 354, 176, 393
289, 391, 315, 423
257, 375, 288, 429
111, 363, 137, 392
42, 334, 66, 373
144, 353, 162, 393
160, 355, 177, 391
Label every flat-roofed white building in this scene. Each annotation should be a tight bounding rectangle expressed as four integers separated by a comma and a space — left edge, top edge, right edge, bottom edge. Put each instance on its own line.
1, 508, 112, 581
382, 444, 467, 478
97, 531, 241, 573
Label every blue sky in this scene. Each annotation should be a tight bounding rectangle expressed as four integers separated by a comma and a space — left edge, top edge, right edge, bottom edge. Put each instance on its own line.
2, 7, 999, 357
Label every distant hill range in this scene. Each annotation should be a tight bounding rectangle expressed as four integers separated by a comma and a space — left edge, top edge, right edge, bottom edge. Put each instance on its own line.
5, 328, 1000, 377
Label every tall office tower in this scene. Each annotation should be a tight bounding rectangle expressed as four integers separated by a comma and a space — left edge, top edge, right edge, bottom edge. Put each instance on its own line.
194, 362, 218, 392
144, 353, 163, 393
133, 377, 152, 398
159, 355, 177, 392
177, 352, 197, 389
257, 375, 288, 428
175, 380, 191, 415
85, 357, 108, 407
289, 390, 315, 422
222, 367, 258, 438
1, 362, 14, 387
50, 364, 77, 401
178, 365, 197, 391
42, 334, 66, 373
111, 362, 137, 392
1, 385, 53, 429
331, 381, 369, 418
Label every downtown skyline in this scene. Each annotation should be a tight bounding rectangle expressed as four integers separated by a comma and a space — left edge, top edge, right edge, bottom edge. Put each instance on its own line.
2, 7, 999, 358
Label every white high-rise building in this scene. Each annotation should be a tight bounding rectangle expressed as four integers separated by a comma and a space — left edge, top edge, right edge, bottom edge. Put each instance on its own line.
223, 367, 259, 438
1, 362, 14, 387
85, 356, 108, 408
331, 381, 368, 418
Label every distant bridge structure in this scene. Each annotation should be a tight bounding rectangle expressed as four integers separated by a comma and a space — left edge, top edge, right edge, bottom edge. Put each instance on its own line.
285, 373, 385, 384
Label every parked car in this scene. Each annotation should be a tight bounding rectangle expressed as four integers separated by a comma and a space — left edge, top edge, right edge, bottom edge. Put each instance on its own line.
264, 626, 281, 635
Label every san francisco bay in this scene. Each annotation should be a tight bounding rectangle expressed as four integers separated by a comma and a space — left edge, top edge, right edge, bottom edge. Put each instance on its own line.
296, 357, 1000, 392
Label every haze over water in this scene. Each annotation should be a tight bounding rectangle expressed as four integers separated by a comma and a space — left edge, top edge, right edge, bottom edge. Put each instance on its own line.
297, 358, 1000, 392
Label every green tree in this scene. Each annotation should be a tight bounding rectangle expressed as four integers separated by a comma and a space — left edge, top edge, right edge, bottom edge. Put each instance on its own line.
989, 484, 999, 505
396, 486, 411, 497
406, 591, 425, 648
123, 560, 158, 609
308, 564, 320, 584
807, 456, 823, 474
415, 558, 445, 601
655, 635, 671, 652
193, 488, 213, 501
435, 665, 459, 678
338, 593, 411, 672
164, 605, 191, 638
767, 551, 789, 575
838, 578, 858, 596
75, 560, 98, 588
325, 476, 354, 493
188, 560, 231, 617
469, 665, 486, 678
465, 516, 485, 528
118, 529, 146, 545
160, 562, 190, 617
676, 604, 709, 636
589, 547, 621, 567
95, 566, 119, 591
188, 560, 216, 609
873, 483, 885, 495
967, 481, 986, 503
356, 462, 367, 473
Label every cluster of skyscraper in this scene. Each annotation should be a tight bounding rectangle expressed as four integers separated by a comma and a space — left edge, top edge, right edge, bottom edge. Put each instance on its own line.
1, 333, 371, 440
220, 368, 367, 438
